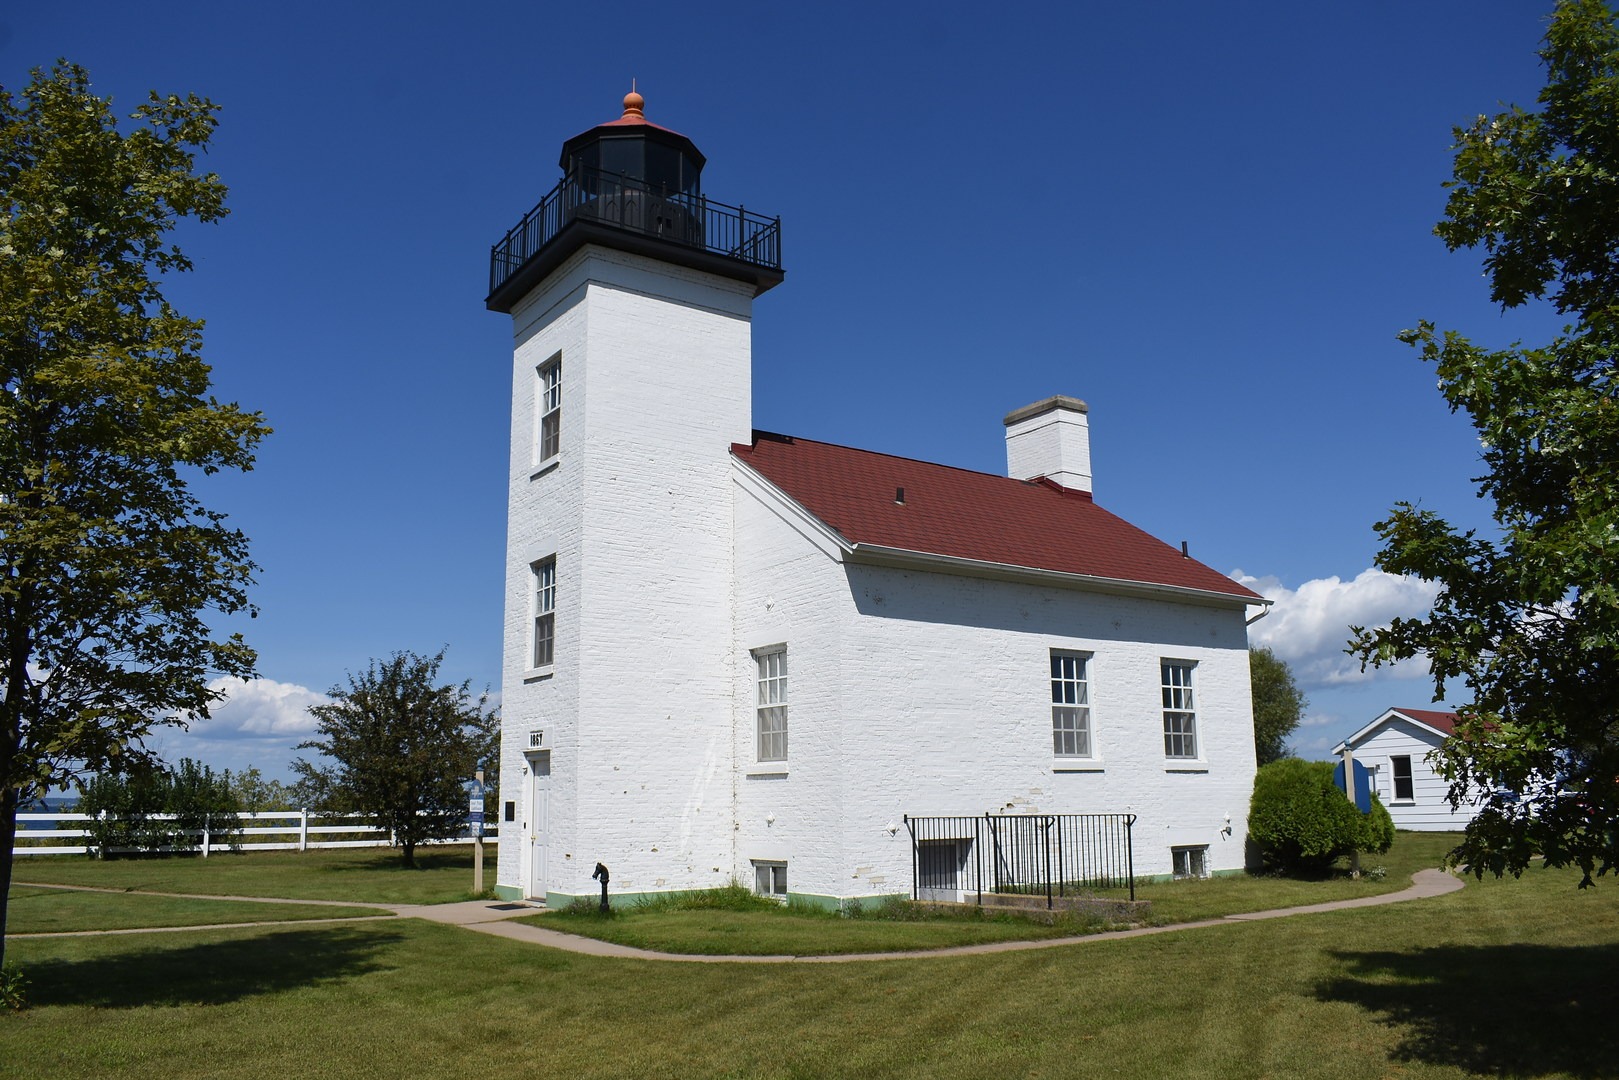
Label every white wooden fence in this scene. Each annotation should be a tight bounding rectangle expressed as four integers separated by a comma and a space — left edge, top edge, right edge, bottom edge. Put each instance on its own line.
12, 810, 493, 857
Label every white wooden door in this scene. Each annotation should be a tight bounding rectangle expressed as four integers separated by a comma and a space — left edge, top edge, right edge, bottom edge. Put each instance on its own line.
527, 751, 551, 901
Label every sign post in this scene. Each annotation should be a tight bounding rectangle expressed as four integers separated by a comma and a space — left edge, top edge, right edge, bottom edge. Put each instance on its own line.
1333, 749, 1374, 878
470, 770, 486, 895
1343, 747, 1359, 877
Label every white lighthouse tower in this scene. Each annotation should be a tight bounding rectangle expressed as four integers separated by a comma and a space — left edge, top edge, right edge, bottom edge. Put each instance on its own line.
487, 92, 783, 904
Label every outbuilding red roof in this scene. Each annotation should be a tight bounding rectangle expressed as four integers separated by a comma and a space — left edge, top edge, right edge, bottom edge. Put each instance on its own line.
732, 431, 1261, 603
1393, 708, 1458, 735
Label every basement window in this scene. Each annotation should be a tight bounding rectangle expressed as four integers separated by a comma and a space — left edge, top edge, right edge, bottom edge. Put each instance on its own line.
1171, 845, 1208, 880
753, 860, 788, 901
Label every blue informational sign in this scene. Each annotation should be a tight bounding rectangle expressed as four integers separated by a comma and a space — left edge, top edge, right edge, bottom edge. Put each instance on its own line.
469, 780, 486, 836
1333, 759, 1375, 814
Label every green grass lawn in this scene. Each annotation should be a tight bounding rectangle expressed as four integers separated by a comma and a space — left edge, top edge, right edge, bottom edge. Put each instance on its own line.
1115, 830, 1458, 923
10, 844, 495, 906
527, 833, 1462, 955
530, 898, 1117, 955
5, 885, 383, 934
3, 833, 1615, 1080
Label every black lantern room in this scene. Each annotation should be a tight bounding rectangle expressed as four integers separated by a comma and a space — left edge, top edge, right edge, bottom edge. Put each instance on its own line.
559, 90, 705, 201
487, 91, 782, 313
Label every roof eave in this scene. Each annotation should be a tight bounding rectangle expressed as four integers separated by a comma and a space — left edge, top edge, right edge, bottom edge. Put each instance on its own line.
731, 457, 856, 557
1338, 707, 1455, 751
846, 543, 1261, 609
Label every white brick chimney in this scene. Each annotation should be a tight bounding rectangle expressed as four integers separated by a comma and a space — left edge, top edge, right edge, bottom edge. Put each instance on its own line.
1003, 395, 1091, 493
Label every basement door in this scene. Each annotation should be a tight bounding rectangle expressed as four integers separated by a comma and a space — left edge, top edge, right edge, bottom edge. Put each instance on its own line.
916, 838, 969, 902
526, 751, 551, 901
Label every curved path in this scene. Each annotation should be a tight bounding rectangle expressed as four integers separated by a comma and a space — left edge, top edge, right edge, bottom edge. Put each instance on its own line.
15, 868, 1463, 962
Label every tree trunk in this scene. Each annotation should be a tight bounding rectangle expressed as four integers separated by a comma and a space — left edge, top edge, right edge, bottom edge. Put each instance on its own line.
0, 784, 19, 972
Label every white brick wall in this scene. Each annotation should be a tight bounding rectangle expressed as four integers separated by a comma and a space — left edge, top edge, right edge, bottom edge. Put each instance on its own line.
732, 470, 1258, 901
498, 245, 755, 900
495, 245, 1260, 905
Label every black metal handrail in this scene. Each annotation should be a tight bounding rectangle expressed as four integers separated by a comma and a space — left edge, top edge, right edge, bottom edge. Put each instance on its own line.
489, 166, 781, 296
905, 812, 1137, 906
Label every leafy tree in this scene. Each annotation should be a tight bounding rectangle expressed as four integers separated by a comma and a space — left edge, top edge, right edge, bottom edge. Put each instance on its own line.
77, 757, 240, 856
1349, 0, 1619, 887
77, 765, 172, 855
1249, 646, 1305, 765
291, 651, 498, 868
223, 765, 296, 813
1247, 758, 1395, 875
0, 63, 267, 966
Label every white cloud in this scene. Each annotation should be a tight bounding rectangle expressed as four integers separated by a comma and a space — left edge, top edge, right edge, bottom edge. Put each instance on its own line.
1232, 567, 1441, 689
1297, 710, 1343, 729
189, 676, 328, 736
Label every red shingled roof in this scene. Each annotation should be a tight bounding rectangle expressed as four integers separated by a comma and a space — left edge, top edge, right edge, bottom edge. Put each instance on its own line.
1393, 708, 1458, 735
732, 432, 1261, 603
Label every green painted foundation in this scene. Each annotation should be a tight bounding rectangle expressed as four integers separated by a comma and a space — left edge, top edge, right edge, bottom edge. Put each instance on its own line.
1138, 867, 1248, 884
496, 885, 909, 910
785, 891, 909, 913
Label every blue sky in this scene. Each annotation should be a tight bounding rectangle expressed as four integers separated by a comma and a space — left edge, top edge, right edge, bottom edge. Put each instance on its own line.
6, 2, 1570, 778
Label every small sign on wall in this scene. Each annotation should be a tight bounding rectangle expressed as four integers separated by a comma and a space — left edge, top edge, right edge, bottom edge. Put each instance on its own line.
529, 729, 544, 748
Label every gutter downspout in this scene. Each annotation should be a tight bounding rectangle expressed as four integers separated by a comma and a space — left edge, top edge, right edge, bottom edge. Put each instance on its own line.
1246, 598, 1275, 627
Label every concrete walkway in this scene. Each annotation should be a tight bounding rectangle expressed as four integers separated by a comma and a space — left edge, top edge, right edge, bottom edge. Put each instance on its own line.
13, 868, 1464, 962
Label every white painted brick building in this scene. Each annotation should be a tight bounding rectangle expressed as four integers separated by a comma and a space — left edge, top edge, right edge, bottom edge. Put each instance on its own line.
486, 94, 1265, 907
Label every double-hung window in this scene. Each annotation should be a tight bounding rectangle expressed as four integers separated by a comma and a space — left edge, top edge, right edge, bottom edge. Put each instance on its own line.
531, 558, 556, 669
536, 356, 561, 464
1050, 651, 1092, 757
1391, 755, 1414, 801
1161, 661, 1197, 759
755, 648, 788, 762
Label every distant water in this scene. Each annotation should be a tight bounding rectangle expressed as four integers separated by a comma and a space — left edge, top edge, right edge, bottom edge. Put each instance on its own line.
22, 795, 78, 813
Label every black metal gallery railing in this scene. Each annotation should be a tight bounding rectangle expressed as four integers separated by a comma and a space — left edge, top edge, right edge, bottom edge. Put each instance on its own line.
489, 166, 782, 296
904, 812, 1137, 906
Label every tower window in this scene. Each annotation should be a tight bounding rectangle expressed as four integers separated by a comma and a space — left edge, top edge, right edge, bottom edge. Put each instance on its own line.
536, 356, 561, 464
531, 558, 556, 669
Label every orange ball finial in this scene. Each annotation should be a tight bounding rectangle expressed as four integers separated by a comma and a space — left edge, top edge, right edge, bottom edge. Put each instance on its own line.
622, 86, 645, 121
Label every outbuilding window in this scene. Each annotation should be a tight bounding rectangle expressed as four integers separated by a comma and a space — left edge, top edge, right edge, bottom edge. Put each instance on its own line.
1391, 755, 1414, 801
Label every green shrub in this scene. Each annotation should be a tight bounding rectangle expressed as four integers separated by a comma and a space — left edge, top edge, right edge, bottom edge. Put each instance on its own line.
562, 896, 615, 918
0, 966, 28, 1011
632, 883, 781, 914
77, 758, 242, 858
1248, 758, 1395, 873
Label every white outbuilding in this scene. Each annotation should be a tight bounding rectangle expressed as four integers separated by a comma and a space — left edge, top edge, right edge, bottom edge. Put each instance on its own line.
1333, 707, 1475, 831
485, 93, 1267, 907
